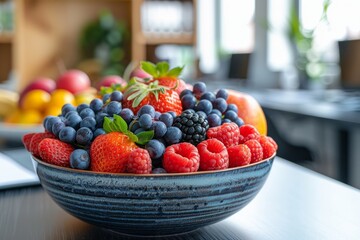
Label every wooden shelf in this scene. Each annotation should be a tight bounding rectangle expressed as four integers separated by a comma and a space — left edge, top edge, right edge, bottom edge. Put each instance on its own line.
0, 32, 13, 43
143, 33, 195, 45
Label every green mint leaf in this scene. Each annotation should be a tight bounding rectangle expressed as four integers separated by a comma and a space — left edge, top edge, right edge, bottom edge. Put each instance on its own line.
127, 131, 138, 142
103, 117, 115, 133
136, 130, 154, 145
167, 66, 184, 77
113, 115, 128, 133
156, 62, 170, 76
141, 61, 157, 76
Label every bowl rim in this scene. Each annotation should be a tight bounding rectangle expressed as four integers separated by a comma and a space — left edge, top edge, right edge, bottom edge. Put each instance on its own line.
31, 153, 276, 177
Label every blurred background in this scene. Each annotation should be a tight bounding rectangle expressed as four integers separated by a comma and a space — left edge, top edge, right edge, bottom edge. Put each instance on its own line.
1, 0, 360, 188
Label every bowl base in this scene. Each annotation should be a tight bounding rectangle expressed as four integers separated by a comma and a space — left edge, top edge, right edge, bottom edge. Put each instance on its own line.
103, 227, 200, 238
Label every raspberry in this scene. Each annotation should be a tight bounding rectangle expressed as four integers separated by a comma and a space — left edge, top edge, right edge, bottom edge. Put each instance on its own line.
259, 136, 278, 159
126, 148, 152, 174
239, 124, 260, 144
227, 144, 251, 167
173, 111, 209, 145
163, 142, 200, 173
197, 139, 229, 171
206, 122, 240, 148
244, 139, 263, 163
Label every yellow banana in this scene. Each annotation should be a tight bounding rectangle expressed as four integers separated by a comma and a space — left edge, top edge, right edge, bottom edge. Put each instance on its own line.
0, 89, 19, 119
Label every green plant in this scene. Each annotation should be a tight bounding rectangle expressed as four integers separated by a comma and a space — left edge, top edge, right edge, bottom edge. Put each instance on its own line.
79, 11, 128, 76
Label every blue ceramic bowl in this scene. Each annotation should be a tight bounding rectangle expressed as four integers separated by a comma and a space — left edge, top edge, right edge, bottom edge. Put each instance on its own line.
31, 154, 275, 237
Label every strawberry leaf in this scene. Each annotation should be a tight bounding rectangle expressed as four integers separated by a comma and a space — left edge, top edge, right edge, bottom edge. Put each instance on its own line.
156, 62, 170, 76
103, 117, 116, 133
141, 61, 157, 76
133, 90, 148, 107
127, 131, 138, 142
113, 115, 128, 133
167, 66, 184, 77
136, 130, 154, 145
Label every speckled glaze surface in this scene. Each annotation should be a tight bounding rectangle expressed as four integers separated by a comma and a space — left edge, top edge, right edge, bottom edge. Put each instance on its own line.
31, 155, 275, 237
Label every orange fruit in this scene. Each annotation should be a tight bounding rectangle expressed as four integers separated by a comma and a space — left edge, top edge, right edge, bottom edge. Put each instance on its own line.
227, 90, 267, 135
44, 105, 63, 117
49, 89, 75, 107
18, 109, 43, 124
21, 89, 51, 112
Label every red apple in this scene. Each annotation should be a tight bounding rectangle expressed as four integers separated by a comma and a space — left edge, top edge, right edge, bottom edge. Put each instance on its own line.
130, 68, 152, 79
56, 70, 91, 94
96, 75, 127, 90
19, 77, 56, 106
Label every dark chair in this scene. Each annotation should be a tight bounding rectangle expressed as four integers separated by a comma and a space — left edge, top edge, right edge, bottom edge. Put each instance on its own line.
227, 53, 252, 79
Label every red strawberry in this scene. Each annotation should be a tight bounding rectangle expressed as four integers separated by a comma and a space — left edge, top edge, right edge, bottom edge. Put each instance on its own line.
197, 138, 229, 171
90, 132, 138, 173
163, 142, 200, 173
22, 133, 36, 151
206, 122, 240, 148
29, 132, 56, 157
38, 138, 74, 167
239, 124, 260, 144
259, 136, 278, 159
227, 144, 251, 168
140, 61, 184, 94
126, 148, 152, 174
123, 80, 182, 115
244, 139, 263, 163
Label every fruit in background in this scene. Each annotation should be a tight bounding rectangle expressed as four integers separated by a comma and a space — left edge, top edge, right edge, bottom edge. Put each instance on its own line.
21, 89, 51, 112
227, 90, 267, 135
0, 89, 18, 120
56, 70, 91, 94
19, 78, 55, 106
96, 75, 127, 90
49, 89, 76, 107
130, 67, 152, 79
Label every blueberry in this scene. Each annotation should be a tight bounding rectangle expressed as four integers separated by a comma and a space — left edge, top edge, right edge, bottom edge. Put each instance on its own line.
180, 89, 193, 99
216, 89, 228, 100
159, 113, 173, 127
80, 108, 95, 119
145, 139, 165, 159
43, 116, 51, 130
52, 121, 65, 137
152, 168, 167, 174
119, 108, 134, 124
213, 98, 228, 113
181, 94, 197, 110
196, 111, 207, 119
76, 103, 89, 114
106, 101, 122, 116
76, 127, 93, 145
66, 114, 82, 129
95, 112, 108, 128
207, 113, 222, 127
152, 121, 167, 138
134, 127, 145, 135
130, 121, 141, 132
234, 117, 245, 127
226, 103, 238, 113
139, 114, 153, 130
45, 116, 62, 132
70, 149, 90, 170
59, 127, 76, 143
200, 92, 216, 102
102, 93, 111, 104
193, 82, 207, 99
65, 110, 78, 119
154, 111, 161, 120
168, 111, 177, 118
224, 110, 238, 121
61, 104, 76, 116
195, 99, 213, 115
80, 117, 97, 131
183, 109, 195, 114
210, 109, 222, 117
94, 128, 106, 138
164, 127, 182, 145
137, 105, 155, 118
110, 91, 123, 102
89, 98, 103, 113
222, 118, 232, 124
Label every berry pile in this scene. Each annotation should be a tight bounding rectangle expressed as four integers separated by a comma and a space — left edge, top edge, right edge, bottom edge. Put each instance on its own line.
22, 61, 278, 175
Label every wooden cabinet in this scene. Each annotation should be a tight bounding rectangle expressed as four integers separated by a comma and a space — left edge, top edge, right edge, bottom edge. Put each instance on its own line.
0, 0, 197, 91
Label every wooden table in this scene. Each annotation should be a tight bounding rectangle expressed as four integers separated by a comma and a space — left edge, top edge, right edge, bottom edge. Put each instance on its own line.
1, 157, 359, 240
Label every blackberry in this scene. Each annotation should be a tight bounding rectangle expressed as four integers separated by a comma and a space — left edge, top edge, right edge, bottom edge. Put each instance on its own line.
173, 111, 209, 145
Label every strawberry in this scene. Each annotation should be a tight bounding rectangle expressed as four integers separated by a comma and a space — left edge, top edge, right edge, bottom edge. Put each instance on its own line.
22, 133, 36, 151
123, 80, 182, 116
38, 138, 74, 167
140, 61, 184, 95
29, 132, 56, 157
90, 115, 153, 173
206, 122, 240, 148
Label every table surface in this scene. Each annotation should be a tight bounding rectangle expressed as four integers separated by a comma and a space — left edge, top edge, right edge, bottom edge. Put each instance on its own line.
1, 157, 360, 240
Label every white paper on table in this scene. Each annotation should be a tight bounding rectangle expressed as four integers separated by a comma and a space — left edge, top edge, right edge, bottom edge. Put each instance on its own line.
0, 152, 39, 189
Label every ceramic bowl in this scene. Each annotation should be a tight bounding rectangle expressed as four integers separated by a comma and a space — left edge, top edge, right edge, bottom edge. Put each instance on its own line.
31, 154, 275, 237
